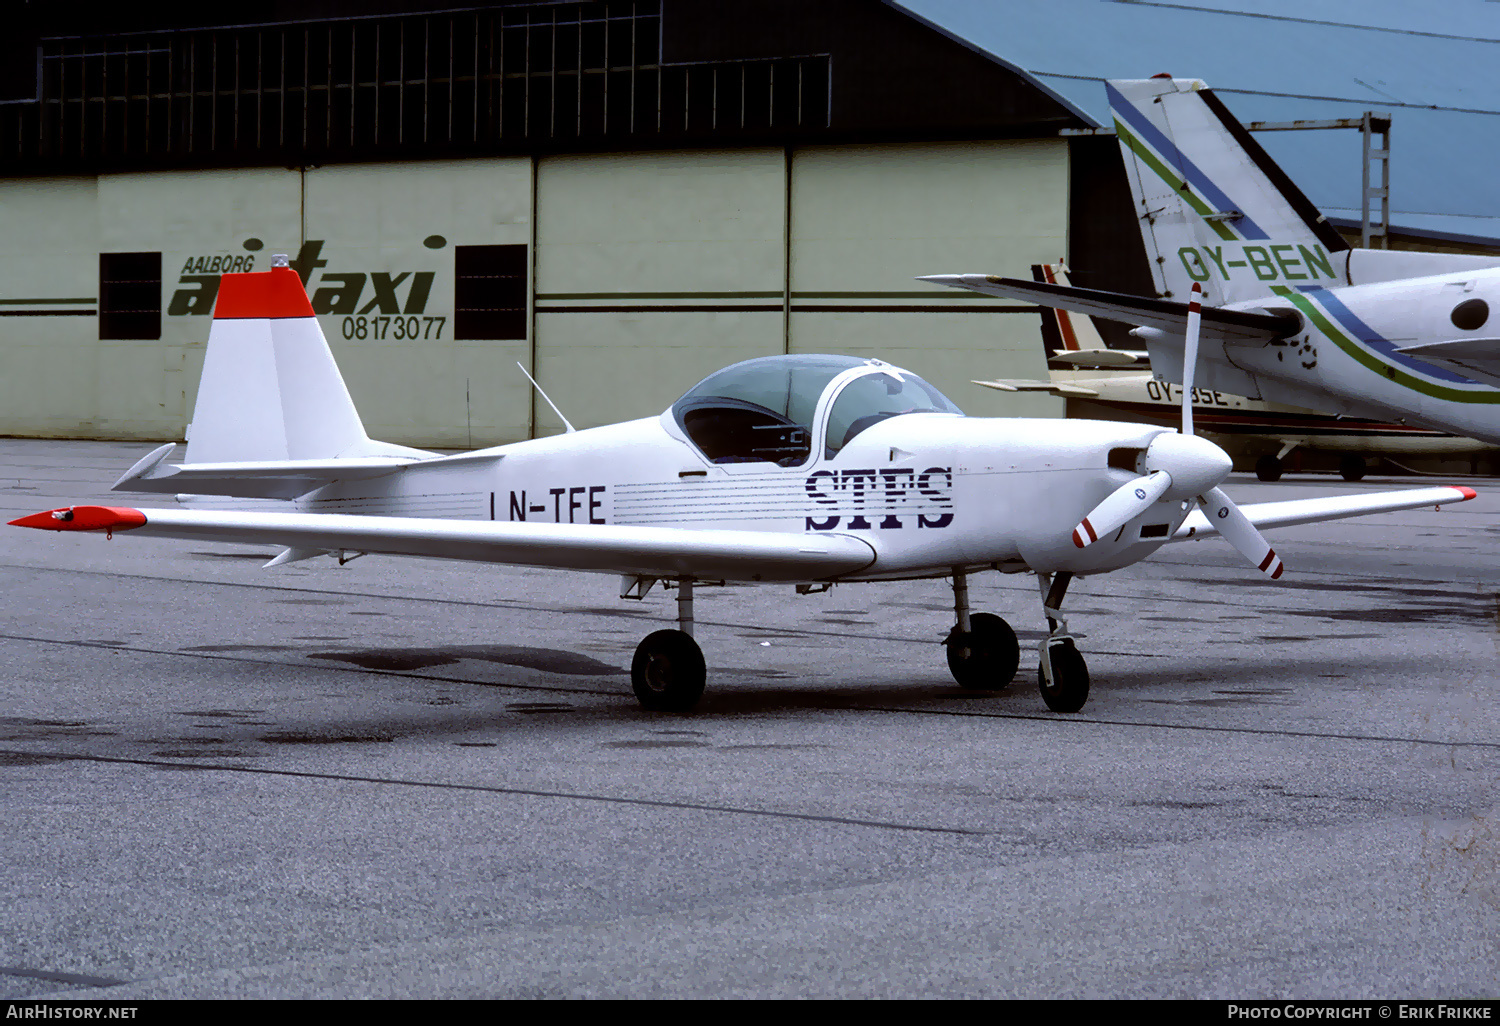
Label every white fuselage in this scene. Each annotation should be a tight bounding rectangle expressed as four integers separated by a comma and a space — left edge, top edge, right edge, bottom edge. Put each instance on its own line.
300, 413, 1191, 582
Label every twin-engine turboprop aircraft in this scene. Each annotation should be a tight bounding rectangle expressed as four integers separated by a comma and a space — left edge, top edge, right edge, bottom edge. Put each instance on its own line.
925, 76, 1500, 451
10, 258, 1476, 714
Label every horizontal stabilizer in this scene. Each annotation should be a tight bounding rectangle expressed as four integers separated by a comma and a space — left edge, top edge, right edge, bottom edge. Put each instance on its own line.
1171, 486, 1476, 542
1048, 349, 1149, 368
1395, 338, 1500, 388
8, 507, 878, 583
972, 379, 1101, 398
919, 276, 1298, 343
114, 452, 426, 500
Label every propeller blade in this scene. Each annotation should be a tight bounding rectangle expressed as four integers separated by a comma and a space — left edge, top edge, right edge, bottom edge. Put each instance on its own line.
1199, 485, 1284, 579
1181, 281, 1203, 437
1073, 469, 1173, 548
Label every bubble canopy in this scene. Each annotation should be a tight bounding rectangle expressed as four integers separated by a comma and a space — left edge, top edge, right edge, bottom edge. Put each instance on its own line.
670, 354, 962, 467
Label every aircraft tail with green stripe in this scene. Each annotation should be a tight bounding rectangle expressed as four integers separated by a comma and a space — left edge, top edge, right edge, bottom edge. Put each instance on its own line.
920, 77, 1500, 446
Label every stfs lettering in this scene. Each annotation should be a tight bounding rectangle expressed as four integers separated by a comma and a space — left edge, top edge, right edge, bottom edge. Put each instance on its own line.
805, 466, 953, 531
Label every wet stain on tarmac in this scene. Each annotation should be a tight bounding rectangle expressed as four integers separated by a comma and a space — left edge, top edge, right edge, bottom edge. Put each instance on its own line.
0, 752, 71, 767
150, 749, 249, 758
309, 645, 624, 675
180, 644, 293, 653
172, 709, 264, 718
259, 731, 395, 744
506, 702, 574, 714
604, 738, 711, 749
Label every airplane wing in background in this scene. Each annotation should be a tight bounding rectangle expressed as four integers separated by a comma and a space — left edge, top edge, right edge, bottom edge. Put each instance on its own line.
972, 378, 1101, 398
1170, 486, 1476, 542
920, 275, 1299, 344
8, 506, 878, 582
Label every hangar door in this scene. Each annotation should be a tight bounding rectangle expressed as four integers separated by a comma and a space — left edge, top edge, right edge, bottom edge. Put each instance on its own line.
533, 149, 789, 434
789, 139, 1068, 418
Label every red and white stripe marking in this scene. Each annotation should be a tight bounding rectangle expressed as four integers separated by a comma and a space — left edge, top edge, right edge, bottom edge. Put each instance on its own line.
1073, 517, 1098, 548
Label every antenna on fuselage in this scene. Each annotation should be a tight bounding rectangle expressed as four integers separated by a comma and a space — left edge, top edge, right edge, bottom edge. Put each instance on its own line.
516, 362, 576, 434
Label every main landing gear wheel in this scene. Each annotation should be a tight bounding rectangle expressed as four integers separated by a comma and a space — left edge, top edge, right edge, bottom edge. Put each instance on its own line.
1038, 638, 1089, 714
946, 612, 1021, 690
1339, 455, 1367, 482
1255, 455, 1283, 482
631, 629, 706, 712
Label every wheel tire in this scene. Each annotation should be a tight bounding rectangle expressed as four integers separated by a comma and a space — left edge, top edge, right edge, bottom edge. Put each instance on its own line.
631, 629, 706, 712
1255, 455, 1283, 482
1339, 455, 1367, 482
946, 612, 1021, 690
1038, 639, 1090, 714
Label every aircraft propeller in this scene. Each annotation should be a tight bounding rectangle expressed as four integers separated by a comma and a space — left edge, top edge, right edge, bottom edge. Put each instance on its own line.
1070, 282, 1284, 578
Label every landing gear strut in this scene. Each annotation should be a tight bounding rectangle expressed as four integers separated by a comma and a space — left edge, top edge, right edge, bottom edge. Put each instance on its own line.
631, 576, 706, 711
1036, 571, 1089, 713
944, 568, 1020, 690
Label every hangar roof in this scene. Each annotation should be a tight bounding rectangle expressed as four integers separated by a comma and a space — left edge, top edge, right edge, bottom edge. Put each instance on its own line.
891, 0, 1500, 241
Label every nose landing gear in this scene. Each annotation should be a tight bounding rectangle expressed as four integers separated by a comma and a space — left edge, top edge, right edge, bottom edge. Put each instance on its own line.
1036, 571, 1089, 713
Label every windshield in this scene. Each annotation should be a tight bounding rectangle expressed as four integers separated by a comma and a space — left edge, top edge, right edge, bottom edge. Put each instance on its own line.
823, 369, 962, 457
671, 355, 867, 465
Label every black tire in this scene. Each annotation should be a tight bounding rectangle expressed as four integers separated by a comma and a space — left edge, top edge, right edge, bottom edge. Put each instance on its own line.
1038, 639, 1090, 714
1255, 455, 1283, 482
1339, 455, 1367, 482
946, 612, 1021, 690
631, 629, 706, 712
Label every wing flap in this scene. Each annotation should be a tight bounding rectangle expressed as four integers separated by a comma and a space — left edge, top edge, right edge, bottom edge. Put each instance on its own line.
919, 275, 1298, 343
10, 507, 878, 582
1396, 338, 1500, 388
1171, 486, 1475, 542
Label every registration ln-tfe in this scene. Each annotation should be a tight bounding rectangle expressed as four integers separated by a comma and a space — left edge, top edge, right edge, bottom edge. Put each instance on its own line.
9, 259, 1476, 713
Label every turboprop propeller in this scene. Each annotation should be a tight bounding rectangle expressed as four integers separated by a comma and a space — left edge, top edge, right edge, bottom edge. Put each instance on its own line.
1069, 283, 1284, 579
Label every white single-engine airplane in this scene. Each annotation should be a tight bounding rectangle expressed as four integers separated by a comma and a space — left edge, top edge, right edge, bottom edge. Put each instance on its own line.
924, 76, 1500, 450
10, 257, 1477, 714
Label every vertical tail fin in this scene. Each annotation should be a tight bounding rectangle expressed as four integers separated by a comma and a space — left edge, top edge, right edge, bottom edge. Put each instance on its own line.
1032, 262, 1109, 358
1108, 77, 1349, 306
185, 261, 370, 464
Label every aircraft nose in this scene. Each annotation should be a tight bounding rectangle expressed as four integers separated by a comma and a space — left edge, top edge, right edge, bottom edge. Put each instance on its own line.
1143, 432, 1233, 499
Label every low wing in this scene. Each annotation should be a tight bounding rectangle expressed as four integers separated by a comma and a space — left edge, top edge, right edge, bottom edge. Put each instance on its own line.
113, 444, 501, 500
1171, 486, 1475, 542
1396, 338, 1500, 388
919, 275, 1298, 343
9, 506, 877, 582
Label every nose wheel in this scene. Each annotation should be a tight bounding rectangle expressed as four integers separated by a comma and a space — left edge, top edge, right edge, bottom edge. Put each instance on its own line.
1036, 571, 1089, 713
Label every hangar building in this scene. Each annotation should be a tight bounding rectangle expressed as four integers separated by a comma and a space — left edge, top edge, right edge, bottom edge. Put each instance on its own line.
4, 0, 1493, 448
1, 0, 1123, 446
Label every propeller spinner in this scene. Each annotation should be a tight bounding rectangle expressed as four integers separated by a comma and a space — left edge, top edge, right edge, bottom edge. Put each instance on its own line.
1071, 283, 1285, 579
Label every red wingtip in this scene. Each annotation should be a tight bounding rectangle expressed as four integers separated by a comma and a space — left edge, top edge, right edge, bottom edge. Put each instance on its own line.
1456, 486, 1478, 500
213, 265, 315, 320
9, 506, 147, 532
